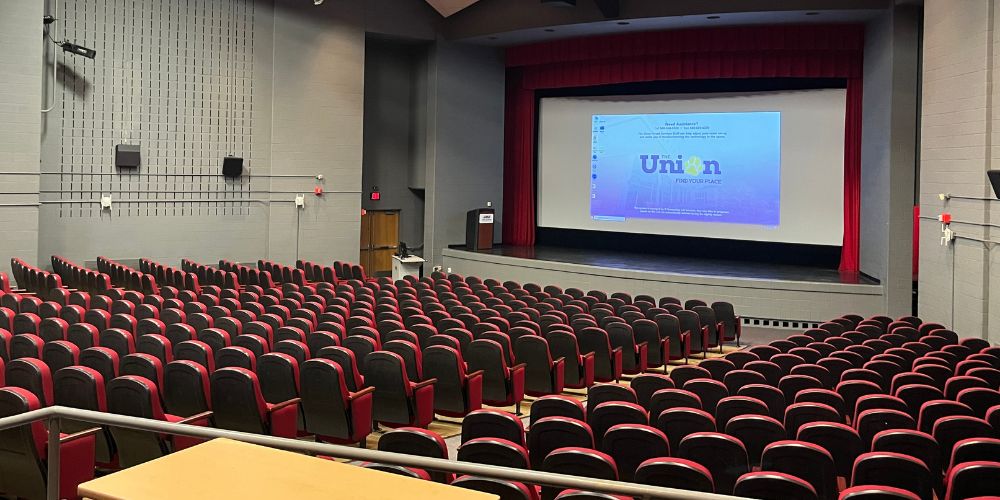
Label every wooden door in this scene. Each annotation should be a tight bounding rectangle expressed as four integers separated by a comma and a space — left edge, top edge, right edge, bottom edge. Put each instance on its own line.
360, 210, 399, 276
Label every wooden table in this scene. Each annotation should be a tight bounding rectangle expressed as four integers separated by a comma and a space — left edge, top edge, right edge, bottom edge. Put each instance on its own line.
79, 438, 497, 500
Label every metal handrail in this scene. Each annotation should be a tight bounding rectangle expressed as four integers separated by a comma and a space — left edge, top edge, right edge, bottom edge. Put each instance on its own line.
0, 406, 744, 500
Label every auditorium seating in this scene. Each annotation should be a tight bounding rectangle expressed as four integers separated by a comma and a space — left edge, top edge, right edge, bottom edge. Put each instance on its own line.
0, 255, 997, 499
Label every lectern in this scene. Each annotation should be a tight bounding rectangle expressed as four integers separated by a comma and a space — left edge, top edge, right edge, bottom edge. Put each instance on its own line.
466, 208, 495, 251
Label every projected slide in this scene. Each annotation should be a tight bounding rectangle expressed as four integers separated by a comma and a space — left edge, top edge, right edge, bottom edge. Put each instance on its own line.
590, 112, 781, 226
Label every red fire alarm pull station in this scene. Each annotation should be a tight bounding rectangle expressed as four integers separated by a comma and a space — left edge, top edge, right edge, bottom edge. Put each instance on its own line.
314, 186, 323, 196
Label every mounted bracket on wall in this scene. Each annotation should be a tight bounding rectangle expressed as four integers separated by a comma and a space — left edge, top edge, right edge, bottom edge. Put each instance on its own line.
100, 195, 112, 210
115, 144, 141, 169
295, 194, 305, 208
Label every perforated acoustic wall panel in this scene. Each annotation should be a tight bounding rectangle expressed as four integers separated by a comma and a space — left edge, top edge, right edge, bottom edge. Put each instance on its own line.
54, 0, 255, 218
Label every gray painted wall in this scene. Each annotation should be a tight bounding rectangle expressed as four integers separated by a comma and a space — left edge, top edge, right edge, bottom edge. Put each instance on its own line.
859, 6, 920, 317
362, 39, 427, 250
422, 39, 506, 267
0, 0, 43, 278
918, 0, 998, 342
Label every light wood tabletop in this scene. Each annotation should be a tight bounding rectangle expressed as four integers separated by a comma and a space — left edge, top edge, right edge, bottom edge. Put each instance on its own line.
78, 438, 497, 500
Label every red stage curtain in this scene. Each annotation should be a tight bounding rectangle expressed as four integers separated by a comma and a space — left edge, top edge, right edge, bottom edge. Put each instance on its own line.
502, 24, 865, 272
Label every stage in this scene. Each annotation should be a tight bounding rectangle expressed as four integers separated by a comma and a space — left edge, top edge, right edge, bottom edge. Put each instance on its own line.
442, 245, 884, 324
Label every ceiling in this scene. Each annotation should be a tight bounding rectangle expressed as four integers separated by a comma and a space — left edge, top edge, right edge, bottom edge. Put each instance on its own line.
423, 0, 482, 17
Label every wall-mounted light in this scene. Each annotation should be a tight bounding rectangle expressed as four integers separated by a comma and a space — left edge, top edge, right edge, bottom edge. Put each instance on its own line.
60, 41, 96, 59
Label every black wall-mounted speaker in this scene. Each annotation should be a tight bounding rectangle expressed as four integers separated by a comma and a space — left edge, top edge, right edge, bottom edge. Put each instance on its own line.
222, 156, 244, 178
988, 170, 1000, 199
115, 144, 141, 169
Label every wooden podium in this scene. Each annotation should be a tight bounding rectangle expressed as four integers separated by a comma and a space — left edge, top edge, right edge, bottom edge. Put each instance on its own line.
465, 208, 495, 251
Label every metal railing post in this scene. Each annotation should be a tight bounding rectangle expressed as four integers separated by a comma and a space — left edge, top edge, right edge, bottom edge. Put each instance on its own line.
46, 417, 60, 500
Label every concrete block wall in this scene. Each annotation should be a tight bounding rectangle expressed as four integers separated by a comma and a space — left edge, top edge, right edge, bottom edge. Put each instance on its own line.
0, 0, 43, 278
919, 0, 999, 342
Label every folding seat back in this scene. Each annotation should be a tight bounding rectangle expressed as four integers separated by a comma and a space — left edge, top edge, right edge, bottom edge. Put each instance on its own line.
917, 399, 973, 434
0, 386, 97, 500
629, 373, 674, 410
316, 346, 364, 392
676, 310, 707, 356
100, 328, 136, 359
136, 333, 172, 366
546, 331, 594, 389
868, 430, 941, 493
299, 358, 373, 445
797, 421, 864, 481
944, 375, 990, 400
526, 416, 594, 470
784, 402, 842, 438
655, 408, 715, 453
856, 409, 915, 447
53, 366, 117, 464
452, 476, 534, 500
378, 428, 451, 483
734, 471, 818, 500
955, 387, 1000, 419
599, 423, 668, 482
737, 384, 786, 421
932, 415, 993, 466
683, 378, 728, 415
584, 383, 636, 419
120, 353, 164, 389
944, 461, 1000, 500
460, 409, 524, 446
949, 437, 1000, 472
136, 318, 166, 338
211, 367, 298, 438
795, 388, 847, 420
723, 368, 769, 395
42, 340, 79, 374
634, 456, 714, 492
790, 363, 834, 389
174, 340, 214, 372
162, 360, 211, 417
648, 388, 702, 419
589, 401, 647, 443
761, 440, 838, 500
541, 448, 618, 500
677, 432, 748, 495
514, 335, 565, 397
529, 395, 585, 425
853, 394, 906, 425
344, 336, 378, 371
836, 380, 883, 417
852, 451, 932, 500
109, 313, 137, 334
715, 395, 769, 430
384, 339, 422, 383
363, 351, 434, 428
467, 339, 525, 408
12, 312, 40, 335
895, 383, 944, 420
38, 317, 68, 343
724, 350, 759, 369
7, 358, 53, 406
422, 345, 483, 417
670, 365, 711, 388
654, 313, 689, 361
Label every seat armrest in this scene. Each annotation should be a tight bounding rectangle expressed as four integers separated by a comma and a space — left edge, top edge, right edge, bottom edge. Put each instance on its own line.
467, 370, 485, 380
60, 427, 102, 443
176, 411, 214, 425
611, 347, 622, 355
553, 357, 565, 365
269, 397, 302, 412
637, 341, 649, 350
512, 363, 527, 372
581, 352, 595, 361
412, 378, 437, 390
349, 386, 376, 400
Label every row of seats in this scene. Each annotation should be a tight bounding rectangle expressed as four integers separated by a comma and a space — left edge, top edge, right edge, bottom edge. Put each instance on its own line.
181, 259, 241, 290
51, 255, 116, 296
445, 313, 997, 500
0, 255, 752, 500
